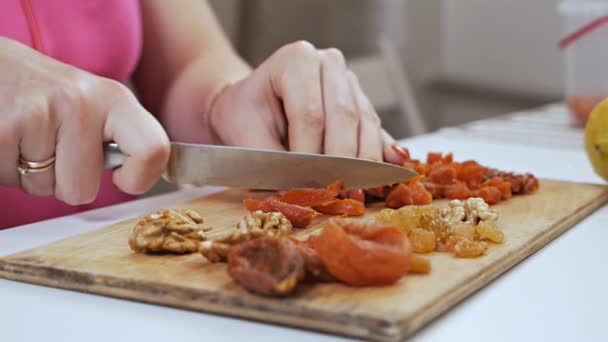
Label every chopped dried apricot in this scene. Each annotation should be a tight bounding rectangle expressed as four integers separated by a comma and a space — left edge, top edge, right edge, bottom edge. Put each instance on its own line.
279, 181, 343, 207
409, 228, 436, 253
427, 152, 443, 164
385, 183, 413, 209
408, 178, 433, 205
428, 164, 457, 184
310, 219, 412, 286
243, 198, 316, 228
473, 186, 502, 205
482, 178, 512, 200
443, 181, 471, 199
313, 199, 365, 216
340, 189, 365, 203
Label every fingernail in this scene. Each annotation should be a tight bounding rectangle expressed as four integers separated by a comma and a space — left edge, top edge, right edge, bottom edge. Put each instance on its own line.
391, 144, 410, 160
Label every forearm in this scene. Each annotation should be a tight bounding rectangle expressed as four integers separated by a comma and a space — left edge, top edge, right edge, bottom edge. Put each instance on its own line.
159, 50, 251, 144
132, 0, 250, 143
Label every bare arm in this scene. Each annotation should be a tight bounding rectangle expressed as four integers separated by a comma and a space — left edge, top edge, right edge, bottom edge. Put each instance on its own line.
133, 0, 250, 143
133, 0, 407, 164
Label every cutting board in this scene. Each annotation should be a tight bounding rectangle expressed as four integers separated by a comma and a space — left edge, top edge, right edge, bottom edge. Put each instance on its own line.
1, 179, 607, 341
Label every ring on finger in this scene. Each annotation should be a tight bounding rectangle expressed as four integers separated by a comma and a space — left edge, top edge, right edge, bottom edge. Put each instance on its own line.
17, 155, 56, 175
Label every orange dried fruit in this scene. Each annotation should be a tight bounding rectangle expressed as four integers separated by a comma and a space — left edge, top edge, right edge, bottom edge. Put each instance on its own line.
408, 177, 433, 205
310, 219, 412, 286
312, 198, 365, 216
340, 189, 365, 203
385, 183, 413, 209
243, 198, 316, 228
279, 181, 343, 207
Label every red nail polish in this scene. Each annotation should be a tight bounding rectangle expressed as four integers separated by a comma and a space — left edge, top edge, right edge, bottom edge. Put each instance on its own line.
391, 144, 411, 160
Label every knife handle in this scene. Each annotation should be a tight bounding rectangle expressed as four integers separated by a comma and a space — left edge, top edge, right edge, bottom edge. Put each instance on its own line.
103, 142, 127, 170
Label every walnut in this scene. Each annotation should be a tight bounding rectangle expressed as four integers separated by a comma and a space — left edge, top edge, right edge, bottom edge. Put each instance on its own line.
198, 240, 232, 263
441, 198, 498, 226
441, 200, 466, 223
199, 211, 293, 262
129, 209, 209, 254
464, 198, 498, 224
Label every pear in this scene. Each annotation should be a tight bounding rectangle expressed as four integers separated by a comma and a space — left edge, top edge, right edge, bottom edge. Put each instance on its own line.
584, 97, 608, 181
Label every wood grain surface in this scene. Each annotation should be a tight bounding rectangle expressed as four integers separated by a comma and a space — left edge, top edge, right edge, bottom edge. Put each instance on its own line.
1, 179, 607, 341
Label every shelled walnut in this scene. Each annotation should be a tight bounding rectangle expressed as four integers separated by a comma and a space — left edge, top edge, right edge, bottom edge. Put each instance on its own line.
199, 211, 293, 262
128, 209, 210, 254
441, 198, 498, 225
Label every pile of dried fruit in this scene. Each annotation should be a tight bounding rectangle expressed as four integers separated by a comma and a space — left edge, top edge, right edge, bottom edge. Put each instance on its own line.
244, 181, 364, 228
128, 209, 424, 296
377, 198, 504, 258
244, 150, 538, 229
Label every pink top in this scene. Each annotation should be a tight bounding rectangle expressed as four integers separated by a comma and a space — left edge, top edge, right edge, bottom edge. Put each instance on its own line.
0, 0, 143, 229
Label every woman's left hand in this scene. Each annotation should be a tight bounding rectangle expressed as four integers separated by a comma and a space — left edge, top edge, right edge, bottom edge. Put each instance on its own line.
204, 41, 407, 165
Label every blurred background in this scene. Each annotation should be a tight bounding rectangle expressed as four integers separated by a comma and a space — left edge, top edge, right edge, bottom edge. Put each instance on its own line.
208, 0, 565, 139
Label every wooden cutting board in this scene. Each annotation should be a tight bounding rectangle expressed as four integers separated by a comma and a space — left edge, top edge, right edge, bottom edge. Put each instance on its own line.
1, 179, 607, 341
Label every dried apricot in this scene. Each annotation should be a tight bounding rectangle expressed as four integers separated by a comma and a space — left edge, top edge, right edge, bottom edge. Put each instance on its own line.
427, 152, 443, 164
279, 181, 343, 207
473, 186, 502, 205
443, 181, 471, 199
340, 189, 365, 203
482, 178, 512, 200
243, 198, 316, 228
312, 199, 365, 216
409, 228, 436, 253
385, 183, 413, 209
428, 164, 457, 184
408, 177, 433, 205
310, 219, 412, 286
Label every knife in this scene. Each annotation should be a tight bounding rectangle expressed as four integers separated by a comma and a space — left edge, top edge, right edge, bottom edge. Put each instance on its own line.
104, 142, 417, 190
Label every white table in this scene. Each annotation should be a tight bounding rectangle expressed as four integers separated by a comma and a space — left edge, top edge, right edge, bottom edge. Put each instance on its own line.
2, 104, 607, 342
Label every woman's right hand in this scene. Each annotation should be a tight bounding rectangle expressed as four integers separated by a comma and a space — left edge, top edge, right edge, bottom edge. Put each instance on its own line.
0, 38, 170, 205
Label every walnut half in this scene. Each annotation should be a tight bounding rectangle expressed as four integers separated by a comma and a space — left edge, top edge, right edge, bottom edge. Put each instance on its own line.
199, 211, 293, 262
441, 198, 498, 226
129, 209, 209, 254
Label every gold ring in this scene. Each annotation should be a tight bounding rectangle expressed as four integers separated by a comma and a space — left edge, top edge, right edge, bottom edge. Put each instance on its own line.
17, 155, 56, 175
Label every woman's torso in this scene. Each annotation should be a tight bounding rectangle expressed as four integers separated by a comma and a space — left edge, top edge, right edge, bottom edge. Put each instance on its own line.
0, 0, 143, 229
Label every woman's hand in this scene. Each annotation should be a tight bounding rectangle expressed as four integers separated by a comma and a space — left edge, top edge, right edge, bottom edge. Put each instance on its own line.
0, 38, 170, 205
204, 41, 406, 164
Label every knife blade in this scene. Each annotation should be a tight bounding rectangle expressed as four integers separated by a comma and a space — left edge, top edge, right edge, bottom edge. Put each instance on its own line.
104, 142, 417, 190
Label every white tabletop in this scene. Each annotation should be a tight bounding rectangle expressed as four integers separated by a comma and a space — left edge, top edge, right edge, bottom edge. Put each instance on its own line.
2, 104, 606, 342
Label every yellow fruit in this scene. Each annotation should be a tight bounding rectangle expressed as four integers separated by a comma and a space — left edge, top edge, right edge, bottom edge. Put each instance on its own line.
585, 97, 608, 181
